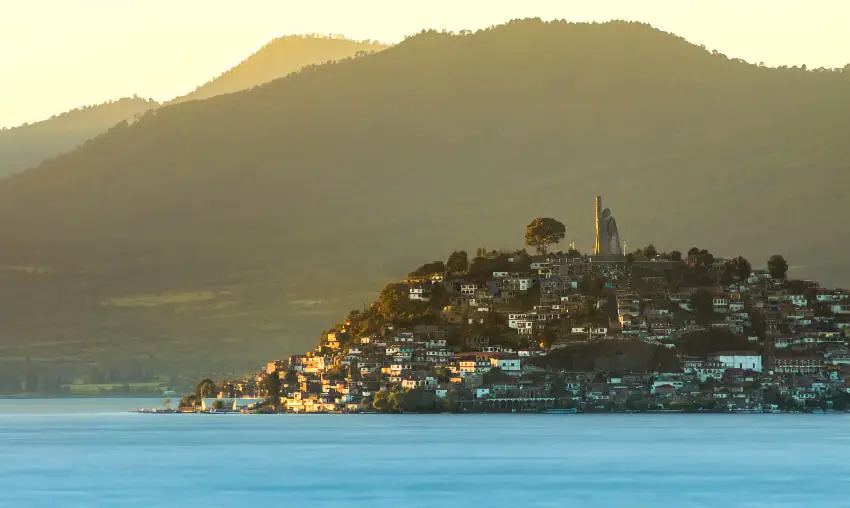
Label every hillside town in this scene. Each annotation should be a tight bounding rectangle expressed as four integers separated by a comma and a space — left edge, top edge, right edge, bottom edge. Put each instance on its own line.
186, 198, 850, 414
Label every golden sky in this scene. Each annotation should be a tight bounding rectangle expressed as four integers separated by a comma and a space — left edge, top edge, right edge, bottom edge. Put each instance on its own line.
2, 0, 848, 128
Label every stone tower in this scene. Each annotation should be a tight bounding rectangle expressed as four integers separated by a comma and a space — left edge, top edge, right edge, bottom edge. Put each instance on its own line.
594, 195, 603, 256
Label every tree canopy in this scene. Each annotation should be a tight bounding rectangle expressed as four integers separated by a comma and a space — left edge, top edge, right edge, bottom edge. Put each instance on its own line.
768, 255, 789, 280
371, 385, 446, 413
524, 217, 566, 254
689, 289, 717, 326
377, 283, 432, 324
264, 370, 281, 407
729, 256, 752, 281
195, 378, 216, 399
446, 251, 469, 275
408, 261, 445, 277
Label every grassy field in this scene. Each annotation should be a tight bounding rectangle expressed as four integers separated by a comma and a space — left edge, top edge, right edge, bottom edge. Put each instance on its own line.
101, 291, 228, 308
0, 265, 387, 377
3, 265, 52, 274
65, 382, 166, 395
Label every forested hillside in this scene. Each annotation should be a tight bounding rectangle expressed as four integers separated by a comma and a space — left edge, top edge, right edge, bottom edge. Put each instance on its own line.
0, 97, 158, 177
1, 19, 848, 376
0, 36, 385, 179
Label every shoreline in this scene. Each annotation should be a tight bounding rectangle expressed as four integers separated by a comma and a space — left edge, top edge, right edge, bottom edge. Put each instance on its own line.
142, 408, 847, 415
1, 394, 167, 400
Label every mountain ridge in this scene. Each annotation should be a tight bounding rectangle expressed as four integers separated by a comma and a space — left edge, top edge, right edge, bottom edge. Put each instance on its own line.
171, 35, 388, 103
0, 35, 387, 178
0, 97, 159, 177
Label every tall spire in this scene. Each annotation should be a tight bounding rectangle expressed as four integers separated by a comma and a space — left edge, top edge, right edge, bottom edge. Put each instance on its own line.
594, 195, 602, 256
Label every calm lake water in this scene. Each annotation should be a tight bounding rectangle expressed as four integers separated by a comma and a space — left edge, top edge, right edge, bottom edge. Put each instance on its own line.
1, 398, 849, 507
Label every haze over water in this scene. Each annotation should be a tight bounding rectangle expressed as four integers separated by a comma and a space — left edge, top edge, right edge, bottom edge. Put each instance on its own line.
1, 399, 848, 507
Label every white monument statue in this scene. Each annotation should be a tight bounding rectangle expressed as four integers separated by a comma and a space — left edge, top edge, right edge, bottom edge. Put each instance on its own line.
593, 195, 623, 257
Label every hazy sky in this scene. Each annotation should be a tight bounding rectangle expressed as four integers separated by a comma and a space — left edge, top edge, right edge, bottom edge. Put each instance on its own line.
2, 0, 848, 128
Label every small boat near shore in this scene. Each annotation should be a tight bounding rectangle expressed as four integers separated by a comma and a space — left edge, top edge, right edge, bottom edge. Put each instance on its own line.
542, 408, 578, 414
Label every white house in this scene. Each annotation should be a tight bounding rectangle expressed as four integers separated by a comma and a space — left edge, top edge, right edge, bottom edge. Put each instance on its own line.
712, 297, 729, 313
389, 364, 410, 376
507, 313, 530, 328
409, 287, 429, 301
683, 360, 726, 382
773, 357, 822, 374
489, 356, 521, 372
570, 326, 608, 339
401, 375, 438, 390
515, 321, 534, 335
831, 303, 850, 315
789, 294, 808, 307
505, 277, 535, 292
651, 379, 684, 393
459, 360, 492, 375
425, 349, 452, 363
709, 352, 763, 372
518, 348, 546, 357
426, 338, 447, 349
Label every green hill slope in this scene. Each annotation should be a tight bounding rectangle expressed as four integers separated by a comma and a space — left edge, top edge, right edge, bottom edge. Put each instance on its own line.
172, 35, 388, 103
0, 97, 159, 178
0, 36, 387, 179
1, 19, 848, 376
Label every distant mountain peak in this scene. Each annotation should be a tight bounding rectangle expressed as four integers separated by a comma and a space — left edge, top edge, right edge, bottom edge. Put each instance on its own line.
0, 36, 390, 179
172, 34, 389, 103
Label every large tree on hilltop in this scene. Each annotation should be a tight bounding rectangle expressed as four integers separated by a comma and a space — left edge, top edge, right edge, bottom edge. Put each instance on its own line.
524, 217, 566, 255
690, 289, 716, 326
195, 378, 216, 399
768, 255, 789, 280
264, 370, 281, 408
729, 256, 752, 281
446, 250, 469, 275
377, 283, 430, 323
687, 247, 715, 269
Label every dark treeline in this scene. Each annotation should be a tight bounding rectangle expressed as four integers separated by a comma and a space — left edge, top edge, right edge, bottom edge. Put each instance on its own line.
0, 359, 161, 395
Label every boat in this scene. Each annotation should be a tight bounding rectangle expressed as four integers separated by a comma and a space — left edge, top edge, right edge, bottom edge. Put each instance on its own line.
205, 409, 243, 414
542, 408, 578, 414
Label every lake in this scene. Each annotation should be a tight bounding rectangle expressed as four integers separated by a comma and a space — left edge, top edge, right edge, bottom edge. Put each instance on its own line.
1, 398, 848, 507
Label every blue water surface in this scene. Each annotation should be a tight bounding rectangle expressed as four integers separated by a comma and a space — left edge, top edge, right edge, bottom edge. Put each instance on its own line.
0, 399, 848, 507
